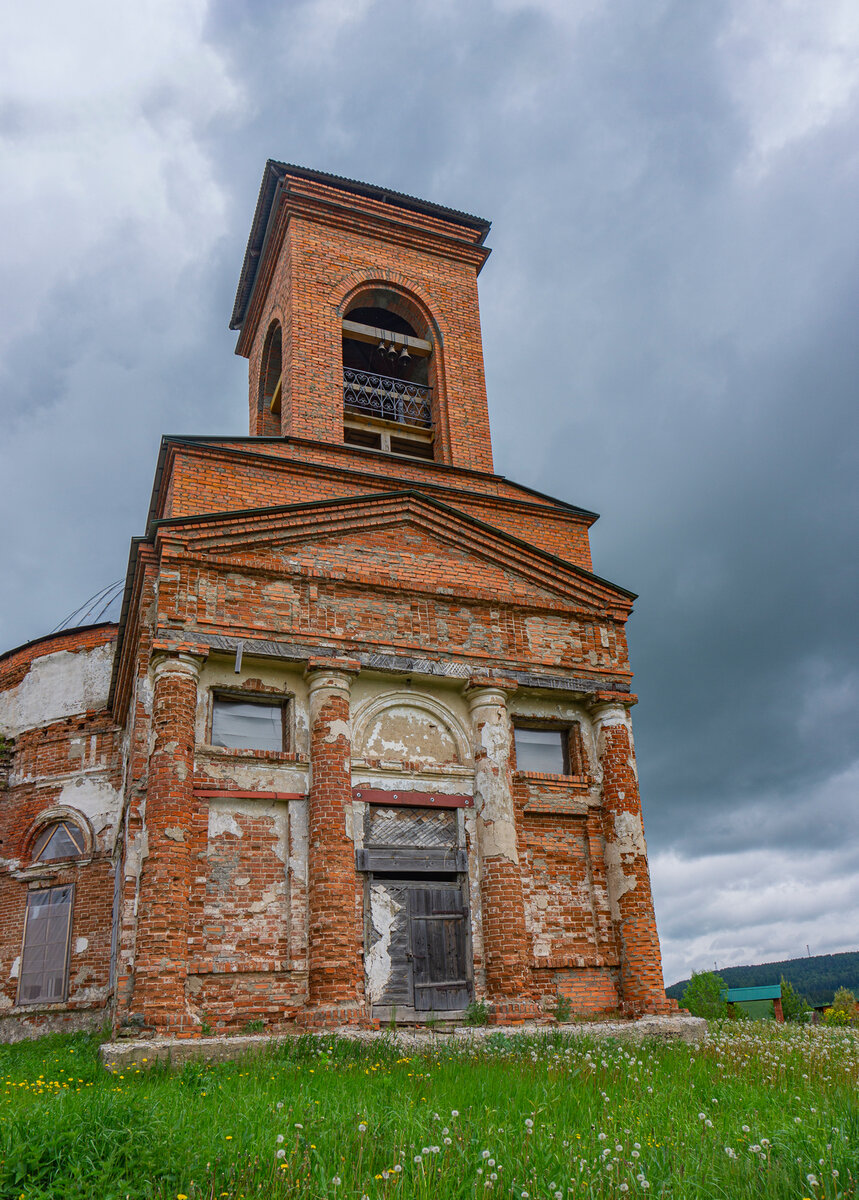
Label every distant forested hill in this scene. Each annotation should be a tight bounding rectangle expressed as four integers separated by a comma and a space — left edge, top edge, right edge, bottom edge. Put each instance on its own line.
666, 951, 859, 1007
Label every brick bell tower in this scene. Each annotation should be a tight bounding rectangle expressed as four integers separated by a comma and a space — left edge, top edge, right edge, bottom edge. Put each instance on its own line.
105, 161, 670, 1037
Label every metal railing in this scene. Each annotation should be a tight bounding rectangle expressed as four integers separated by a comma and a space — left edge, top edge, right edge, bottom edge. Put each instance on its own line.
343, 367, 432, 428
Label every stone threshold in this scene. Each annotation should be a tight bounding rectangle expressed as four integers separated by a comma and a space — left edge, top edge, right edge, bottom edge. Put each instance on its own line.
99, 1015, 705, 1071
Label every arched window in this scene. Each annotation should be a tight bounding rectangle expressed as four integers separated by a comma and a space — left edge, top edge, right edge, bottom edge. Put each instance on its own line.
18, 818, 85, 1005
32, 820, 85, 863
258, 321, 283, 433
342, 299, 435, 460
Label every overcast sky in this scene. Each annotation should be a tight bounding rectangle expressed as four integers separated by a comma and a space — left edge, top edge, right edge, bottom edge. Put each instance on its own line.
2, 0, 858, 985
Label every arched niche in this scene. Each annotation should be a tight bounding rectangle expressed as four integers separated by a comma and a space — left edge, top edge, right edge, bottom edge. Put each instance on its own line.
351, 692, 470, 769
257, 320, 283, 435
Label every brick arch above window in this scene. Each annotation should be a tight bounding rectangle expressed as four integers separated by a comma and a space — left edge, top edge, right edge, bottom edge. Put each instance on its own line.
335, 273, 443, 347
25, 807, 93, 863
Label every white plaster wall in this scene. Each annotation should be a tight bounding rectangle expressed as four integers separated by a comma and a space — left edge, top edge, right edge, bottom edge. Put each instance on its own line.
0, 642, 115, 736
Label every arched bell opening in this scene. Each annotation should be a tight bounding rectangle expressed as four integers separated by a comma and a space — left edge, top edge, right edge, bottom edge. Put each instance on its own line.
342, 290, 437, 461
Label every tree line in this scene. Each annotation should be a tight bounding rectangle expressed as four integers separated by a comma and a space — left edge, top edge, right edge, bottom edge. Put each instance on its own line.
666, 950, 859, 1007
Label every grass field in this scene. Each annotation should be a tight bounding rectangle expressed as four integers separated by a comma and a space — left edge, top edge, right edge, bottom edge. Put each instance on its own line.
1, 1022, 857, 1199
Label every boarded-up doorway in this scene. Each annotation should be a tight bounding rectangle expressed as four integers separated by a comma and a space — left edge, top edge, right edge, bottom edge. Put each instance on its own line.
359, 805, 473, 1017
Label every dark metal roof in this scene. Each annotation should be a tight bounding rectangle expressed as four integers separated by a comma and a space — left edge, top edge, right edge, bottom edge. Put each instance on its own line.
230, 161, 492, 332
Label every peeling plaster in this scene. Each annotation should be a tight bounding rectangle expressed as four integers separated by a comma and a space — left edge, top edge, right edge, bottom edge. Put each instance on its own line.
324, 718, 351, 744
57, 777, 121, 843
472, 710, 519, 864
125, 829, 148, 880
9, 957, 20, 980
0, 642, 114, 736
344, 802, 355, 843
74, 938, 89, 955
195, 749, 308, 793
208, 808, 243, 839
163, 827, 185, 842
365, 885, 403, 1003
289, 800, 308, 885
207, 799, 289, 864
603, 810, 647, 920
362, 705, 459, 765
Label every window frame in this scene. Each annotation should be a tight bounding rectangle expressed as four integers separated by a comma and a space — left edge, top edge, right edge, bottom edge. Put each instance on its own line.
31, 820, 85, 864
209, 690, 290, 754
17, 883, 74, 1007
512, 720, 586, 778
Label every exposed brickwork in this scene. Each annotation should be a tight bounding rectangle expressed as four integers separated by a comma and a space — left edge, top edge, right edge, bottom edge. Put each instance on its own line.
1, 163, 669, 1039
237, 172, 493, 473
130, 655, 204, 1035
594, 707, 669, 1014
158, 439, 596, 574
306, 667, 364, 1011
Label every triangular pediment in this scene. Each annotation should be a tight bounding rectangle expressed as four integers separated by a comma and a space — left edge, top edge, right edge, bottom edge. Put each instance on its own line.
157, 491, 632, 617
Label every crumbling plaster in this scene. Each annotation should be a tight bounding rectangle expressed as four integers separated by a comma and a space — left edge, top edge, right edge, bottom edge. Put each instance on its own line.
365, 884, 403, 1002
0, 643, 114, 736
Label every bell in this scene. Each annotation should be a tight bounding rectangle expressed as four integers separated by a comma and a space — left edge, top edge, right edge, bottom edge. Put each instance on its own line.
376, 339, 387, 355
387, 342, 398, 359
398, 345, 411, 364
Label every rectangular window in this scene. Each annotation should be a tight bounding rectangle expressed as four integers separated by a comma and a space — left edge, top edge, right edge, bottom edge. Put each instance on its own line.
18, 885, 73, 1006
513, 726, 570, 775
211, 695, 287, 752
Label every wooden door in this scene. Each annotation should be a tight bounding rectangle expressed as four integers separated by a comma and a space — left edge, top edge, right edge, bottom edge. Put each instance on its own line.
409, 886, 471, 1011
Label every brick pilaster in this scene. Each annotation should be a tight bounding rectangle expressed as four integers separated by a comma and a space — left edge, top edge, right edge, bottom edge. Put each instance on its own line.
592, 702, 669, 1014
305, 660, 364, 1013
466, 682, 536, 1009
131, 652, 204, 1035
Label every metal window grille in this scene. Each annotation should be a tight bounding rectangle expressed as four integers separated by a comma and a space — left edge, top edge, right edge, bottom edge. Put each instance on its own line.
343, 368, 432, 428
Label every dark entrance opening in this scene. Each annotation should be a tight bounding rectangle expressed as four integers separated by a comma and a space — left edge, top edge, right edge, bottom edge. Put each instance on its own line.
359, 805, 473, 1017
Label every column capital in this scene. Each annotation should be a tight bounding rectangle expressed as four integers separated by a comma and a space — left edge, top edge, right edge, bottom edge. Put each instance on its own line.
464, 677, 518, 712
589, 697, 635, 727
150, 649, 205, 683
304, 657, 360, 700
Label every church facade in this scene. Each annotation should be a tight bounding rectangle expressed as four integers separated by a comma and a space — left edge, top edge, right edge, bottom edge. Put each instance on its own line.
0, 163, 670, 1039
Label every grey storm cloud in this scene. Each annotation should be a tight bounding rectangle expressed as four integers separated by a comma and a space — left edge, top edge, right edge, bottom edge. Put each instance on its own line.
2, 0, 858, 984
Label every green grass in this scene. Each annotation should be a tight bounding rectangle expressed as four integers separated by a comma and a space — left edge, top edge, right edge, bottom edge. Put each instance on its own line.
1, 1023, 857, 1198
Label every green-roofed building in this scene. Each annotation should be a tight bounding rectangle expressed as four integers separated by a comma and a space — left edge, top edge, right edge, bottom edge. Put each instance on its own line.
723, 984, 784, 1021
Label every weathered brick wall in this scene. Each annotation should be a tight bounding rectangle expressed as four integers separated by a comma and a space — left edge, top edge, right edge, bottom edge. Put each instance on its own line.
594, 706, 669, 1014
131, 654, 205, 1035
0, 628, 123, 1039
149, 533, 631, 691
159, 440, 596, 573
0, 858, 116, 1039
237, 173, 493, 473
305, 665, 364, 1012
1, 167, 669, 1038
